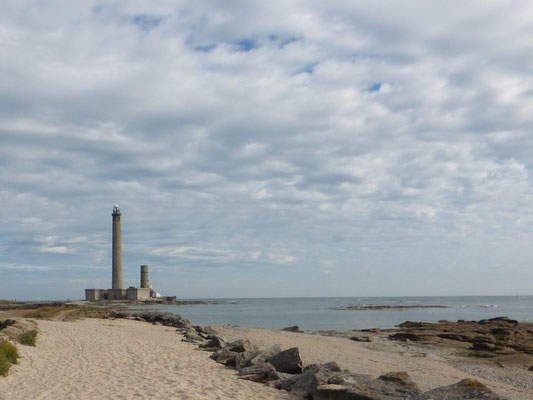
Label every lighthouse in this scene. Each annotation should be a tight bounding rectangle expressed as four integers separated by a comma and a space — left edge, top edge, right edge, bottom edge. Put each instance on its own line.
112, 205, 123, 290
84, 206, 153, 301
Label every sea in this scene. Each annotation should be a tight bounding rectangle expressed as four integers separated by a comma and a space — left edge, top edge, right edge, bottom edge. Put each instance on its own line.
129, 296, 533, 331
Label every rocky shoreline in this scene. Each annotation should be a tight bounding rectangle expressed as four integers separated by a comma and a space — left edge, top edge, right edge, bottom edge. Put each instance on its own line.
115, 310, 517, 399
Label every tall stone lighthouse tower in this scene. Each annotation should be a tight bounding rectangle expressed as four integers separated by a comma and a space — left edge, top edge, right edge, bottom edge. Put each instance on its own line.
112, 205, 123, 290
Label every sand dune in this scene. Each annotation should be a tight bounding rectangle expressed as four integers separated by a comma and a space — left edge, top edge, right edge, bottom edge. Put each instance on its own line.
0, 318, 297, 400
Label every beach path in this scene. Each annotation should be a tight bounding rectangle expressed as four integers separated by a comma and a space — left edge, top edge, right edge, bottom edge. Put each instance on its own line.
0, 318, 299, 400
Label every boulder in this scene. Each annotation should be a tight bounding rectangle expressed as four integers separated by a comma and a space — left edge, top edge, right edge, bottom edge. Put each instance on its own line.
279, 364, 339, 397
350, 335, 373, 342
389, 333, 422, 342
487, 317, 518, 324
374, 371, 420, 394
235, 344, 282, 370
314, 384, 376, 400
322, 361, 342, 372
312, 370, 421, 400
182, 331, 205, 343
0, 320, 16, 330
235, 350, 263, 370
281, 326, 303, 333
200, 336, 226, 350
226, 339, 257, 353
238, 363, 275, 383
266, 347, 303, 374
124, 311, 192, 330
194, 325, 218, 338
419, 378, 501, 399
210, 347, 238, 365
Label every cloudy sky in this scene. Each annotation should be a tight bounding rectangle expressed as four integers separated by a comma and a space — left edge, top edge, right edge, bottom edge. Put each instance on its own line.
2, 1, 533, 300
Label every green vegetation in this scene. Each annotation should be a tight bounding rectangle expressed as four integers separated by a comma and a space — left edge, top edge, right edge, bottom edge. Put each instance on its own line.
24, 306, 65, 319
456, 350, 495, 359
23, 304, 111, 321
18, 330, 38, 346
0, 340, 19, 377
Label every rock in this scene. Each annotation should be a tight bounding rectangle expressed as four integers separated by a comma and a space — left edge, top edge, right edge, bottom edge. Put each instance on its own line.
123, 311, 192, 330
420, 378, 501, 399
377, 371, 419, 391
281, 326, 303, 333
437, 333, 471, 342
311, 370, 421, 399
471, 336, 497, 351
266, 347, 303, 374
182, 331, 205, 343
328, 375, 346, 385
0, 320, 16, 330
350, 335, 373, 342
322, 361, 342, 372
314, 384, 375, 400
389, 333, 422, 342
529, 365, 533, 371
200, 335, 226, 350
194, 325, 218, 337
279, 364, 334, 397
210, 347, 238, 365
488, 317, 518, 324
238, 363, 276, 383
235, 350, 263, 370
267, 370, 293, 382
226, 339, 257, 353
235, 344, 282, 369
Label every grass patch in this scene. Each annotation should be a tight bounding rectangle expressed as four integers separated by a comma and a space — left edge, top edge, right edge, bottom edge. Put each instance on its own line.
456, 350, 495, 359
24, 306, 65, 319
0, 340, 19, 377
18, 330, 37, 346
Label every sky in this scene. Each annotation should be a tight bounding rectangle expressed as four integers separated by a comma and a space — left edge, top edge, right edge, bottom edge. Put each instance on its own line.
2, 1, 533, 300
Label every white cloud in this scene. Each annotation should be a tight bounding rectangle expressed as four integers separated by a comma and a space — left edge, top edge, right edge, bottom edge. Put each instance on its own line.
2, 1, 533, 299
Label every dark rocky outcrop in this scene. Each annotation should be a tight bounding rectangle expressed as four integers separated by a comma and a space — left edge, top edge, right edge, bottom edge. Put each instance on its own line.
281, 326, 304, 333
350, 334, 373, 343
388, 317, 533, 358
419, 378, 501, 399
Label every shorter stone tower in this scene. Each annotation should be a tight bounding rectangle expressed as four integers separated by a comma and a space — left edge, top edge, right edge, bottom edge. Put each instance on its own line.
140, 265, 149, 289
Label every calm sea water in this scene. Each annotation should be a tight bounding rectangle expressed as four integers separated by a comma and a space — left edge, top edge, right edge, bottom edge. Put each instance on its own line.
129, 296, 533, 331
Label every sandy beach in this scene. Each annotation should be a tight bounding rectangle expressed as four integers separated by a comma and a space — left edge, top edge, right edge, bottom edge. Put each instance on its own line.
0, 318, 297, 400
1, 316, 532, 399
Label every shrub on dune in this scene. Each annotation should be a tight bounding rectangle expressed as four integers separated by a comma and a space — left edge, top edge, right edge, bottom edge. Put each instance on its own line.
0, 340, 19, 376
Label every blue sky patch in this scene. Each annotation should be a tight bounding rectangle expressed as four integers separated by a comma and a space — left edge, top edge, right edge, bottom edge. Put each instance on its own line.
195, 44, 217, 53
280, 37, 302, 48
298, 62, 318, 74
367, 82, 382, 92
131, 15, 163, 31
234, 39, 257, 52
